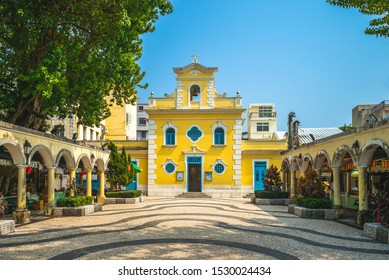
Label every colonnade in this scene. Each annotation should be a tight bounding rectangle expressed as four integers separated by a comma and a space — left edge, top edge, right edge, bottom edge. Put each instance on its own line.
13, 165, 107, 224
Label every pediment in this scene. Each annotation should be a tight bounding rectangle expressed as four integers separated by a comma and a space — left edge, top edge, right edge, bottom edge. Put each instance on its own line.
173, 62, 218, 75
182, 145, 206, 154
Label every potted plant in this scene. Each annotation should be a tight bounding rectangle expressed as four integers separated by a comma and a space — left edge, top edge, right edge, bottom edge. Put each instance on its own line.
370, 180, 389, 227
0, 192, 9, 219
364, 180, 389, 243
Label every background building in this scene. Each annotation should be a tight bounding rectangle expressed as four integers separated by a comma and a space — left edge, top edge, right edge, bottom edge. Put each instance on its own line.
247, 103, 277, 140
136, 102, 148, 140
352, 100, 389, 129
104, 102, 137, 141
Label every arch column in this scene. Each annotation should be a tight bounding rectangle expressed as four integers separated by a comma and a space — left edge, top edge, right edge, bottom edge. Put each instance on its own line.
13, 165, 30, 224
332, 167, 342, 208
282, 171, 287, 191
314, 168, 321, 179
290, 170, 296, 200
46, 167, 56, 206
85, 168, 92, 197
97, 170, 106, 204
357, 166, 369, 225
69, 168, 76, 197
43, 167, 56, 216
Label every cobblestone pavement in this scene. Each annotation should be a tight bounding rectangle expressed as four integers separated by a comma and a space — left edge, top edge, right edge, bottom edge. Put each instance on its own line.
1, 197, 389, 260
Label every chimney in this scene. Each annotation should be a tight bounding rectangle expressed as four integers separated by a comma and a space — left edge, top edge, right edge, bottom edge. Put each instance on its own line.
293, 120, 300, 148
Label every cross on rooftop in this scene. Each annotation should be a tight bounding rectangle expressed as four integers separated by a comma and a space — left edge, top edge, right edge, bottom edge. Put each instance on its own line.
192, 50, 199, 63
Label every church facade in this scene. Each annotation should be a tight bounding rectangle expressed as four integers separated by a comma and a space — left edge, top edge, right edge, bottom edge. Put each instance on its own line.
114, 60, 286, 198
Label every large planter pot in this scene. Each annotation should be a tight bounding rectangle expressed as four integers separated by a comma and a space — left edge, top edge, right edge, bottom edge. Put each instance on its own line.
288, 204, 335, 220
0, 219, 15, 235
252, 197, 290, 206
364, 223, 389, 244
53, 203, 103, 217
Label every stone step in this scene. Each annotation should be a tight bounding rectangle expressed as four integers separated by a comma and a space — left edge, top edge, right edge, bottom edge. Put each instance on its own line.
175, 192, 212, 198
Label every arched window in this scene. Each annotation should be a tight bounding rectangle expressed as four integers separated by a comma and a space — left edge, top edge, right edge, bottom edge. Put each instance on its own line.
214, 127, 225, 145
190, 85, 200, 101
166, 128, 175, 145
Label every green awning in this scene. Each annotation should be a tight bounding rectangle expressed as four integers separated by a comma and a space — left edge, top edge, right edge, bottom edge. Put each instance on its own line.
131, 162, 142, 173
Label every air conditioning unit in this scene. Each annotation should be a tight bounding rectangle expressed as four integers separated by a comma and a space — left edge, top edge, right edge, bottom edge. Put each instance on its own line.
104, 127, 108, 133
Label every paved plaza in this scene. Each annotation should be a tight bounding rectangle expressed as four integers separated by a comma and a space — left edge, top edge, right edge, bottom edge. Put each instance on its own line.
1, 197, 389, 260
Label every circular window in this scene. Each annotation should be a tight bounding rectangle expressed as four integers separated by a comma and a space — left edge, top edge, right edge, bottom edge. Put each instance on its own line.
165, 163, 175, 174
214, 163, 225, 174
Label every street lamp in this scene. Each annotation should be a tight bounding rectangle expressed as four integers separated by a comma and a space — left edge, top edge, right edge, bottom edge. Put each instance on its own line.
24, 140, 32, 156
352, 140, 360, 156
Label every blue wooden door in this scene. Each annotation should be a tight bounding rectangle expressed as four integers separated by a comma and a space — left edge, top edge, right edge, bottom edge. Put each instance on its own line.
254, 161, 267, 191
125, 161, 138, 190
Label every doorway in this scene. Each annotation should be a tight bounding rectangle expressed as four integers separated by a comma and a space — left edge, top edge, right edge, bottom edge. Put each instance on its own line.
187, 157, 202, 192
254, 161, 267, 191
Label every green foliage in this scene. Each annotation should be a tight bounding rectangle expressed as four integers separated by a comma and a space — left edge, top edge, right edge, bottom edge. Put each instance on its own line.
326, 0, 389, 38
297, 167, 325, 198
339, 124, 356, 132
255, 190, 289, 199
105, 142, 134, 190
106, 190, 142, 198
0, 192, 9, 219
263, 164, 283, 191
370, 180, 389, 227
55, 196, 93, 207
0, 0, 173, 130
296, 197, 333, 209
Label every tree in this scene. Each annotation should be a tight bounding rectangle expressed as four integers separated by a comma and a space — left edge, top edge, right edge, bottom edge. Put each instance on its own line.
105, 142, 133, 190
263, 164, 282, 191
0, 0, 172, 130
326, 1, 389, 37
297, 167, 324, 198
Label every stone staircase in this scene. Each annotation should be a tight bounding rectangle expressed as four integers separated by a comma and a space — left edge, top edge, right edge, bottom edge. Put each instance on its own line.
175, 192, 212, 198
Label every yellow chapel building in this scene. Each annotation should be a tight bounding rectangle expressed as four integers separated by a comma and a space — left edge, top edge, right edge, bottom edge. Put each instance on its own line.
106, 60, 287, 198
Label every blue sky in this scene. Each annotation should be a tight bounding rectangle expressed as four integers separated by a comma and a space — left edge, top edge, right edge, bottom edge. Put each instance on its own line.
137, 0, 389, 131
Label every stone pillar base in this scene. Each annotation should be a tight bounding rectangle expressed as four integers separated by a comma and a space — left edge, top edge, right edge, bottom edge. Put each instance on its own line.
357, 210, 372, 226
44, 205, 55, 216
13, 209, 31, 224
97, 197, 106, 204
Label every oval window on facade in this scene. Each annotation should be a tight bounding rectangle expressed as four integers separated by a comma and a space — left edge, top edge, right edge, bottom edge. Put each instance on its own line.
214, 163, 225, 175
165, 163, 176, 174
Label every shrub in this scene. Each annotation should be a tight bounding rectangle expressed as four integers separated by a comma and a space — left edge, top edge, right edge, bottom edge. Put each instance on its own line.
263, 165, 283, 191
56, 196, 94, 207
297, 167, 325, 198
105, 190, 142, 198
0, 192, 8, 219
296, 197, 332, 209
255, 190, 289, 199
370, 180, 389, 227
